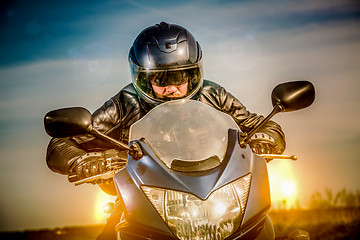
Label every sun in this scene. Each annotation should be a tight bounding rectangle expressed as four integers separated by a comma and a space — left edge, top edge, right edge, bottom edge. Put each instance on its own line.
94, 189, 116, 223
281, 181, 296, 197
268, 161, 298, 209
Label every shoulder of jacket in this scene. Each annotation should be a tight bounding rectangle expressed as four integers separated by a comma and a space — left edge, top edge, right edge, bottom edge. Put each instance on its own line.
202, 79, 221, 88
110, 84, 141, 107
200, 79, 224, 95
93, 84, 138, 123
122, 84, 137, 95
112, 84, 137, 100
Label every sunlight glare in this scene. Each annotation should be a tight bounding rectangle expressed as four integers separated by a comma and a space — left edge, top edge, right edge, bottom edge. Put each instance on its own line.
94, 189, 116, 223
282, 181, 296, 197
268, 161, 298, 209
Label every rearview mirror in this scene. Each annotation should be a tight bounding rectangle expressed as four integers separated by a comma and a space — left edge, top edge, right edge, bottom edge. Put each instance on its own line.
44, 107, 143, 159
44, 107, 93, 138
271, 81, 315, 112
239, 80, 315, 148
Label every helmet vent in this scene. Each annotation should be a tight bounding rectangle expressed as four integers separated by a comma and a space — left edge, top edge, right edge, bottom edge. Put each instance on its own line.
158, 22, 170, 30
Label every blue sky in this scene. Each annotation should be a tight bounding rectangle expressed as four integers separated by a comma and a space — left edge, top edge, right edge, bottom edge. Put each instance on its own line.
0, 0, 360, 231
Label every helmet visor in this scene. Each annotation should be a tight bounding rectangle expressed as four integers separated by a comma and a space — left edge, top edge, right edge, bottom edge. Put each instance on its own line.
130, 61, 203, 102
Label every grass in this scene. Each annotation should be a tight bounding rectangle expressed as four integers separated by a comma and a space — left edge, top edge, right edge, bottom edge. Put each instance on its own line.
0, 225, 104, 240
269, 207, 360, 240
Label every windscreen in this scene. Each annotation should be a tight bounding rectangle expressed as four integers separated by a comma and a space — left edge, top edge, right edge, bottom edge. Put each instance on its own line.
129, 100, 240, 168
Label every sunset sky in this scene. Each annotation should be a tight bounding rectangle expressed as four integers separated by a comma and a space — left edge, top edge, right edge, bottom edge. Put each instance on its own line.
0, 0, 359, 231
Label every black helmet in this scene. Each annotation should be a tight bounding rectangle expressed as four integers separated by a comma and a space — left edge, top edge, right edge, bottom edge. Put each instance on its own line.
129, 22, 203, 105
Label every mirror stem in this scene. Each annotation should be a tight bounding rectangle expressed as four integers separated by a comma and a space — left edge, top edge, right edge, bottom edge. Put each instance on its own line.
239, 103, 284, 148
91, 128, 143, 159
91, 128, 131, 151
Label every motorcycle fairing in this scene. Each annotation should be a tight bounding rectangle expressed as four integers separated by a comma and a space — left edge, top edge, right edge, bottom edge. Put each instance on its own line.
113, 129, 272, 239
126, 129, 251, 200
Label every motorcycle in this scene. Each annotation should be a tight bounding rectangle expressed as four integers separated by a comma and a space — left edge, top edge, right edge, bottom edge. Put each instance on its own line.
44, 81, 315, 240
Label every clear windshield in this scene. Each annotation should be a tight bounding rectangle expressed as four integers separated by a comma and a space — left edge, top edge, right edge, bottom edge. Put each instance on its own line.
129, 99, 240, 169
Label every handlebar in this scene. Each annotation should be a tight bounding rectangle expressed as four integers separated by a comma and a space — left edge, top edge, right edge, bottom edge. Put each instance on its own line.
69, 153, 297, 185
259, 154, 297, 163
69, 170, 120, 186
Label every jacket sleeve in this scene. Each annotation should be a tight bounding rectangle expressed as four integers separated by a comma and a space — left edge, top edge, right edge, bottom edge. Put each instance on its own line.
46, 138, 87, 174
46, 97, 122, 175
199, 81, 286, 153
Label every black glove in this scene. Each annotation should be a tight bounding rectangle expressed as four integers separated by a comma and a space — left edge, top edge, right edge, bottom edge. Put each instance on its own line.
249, 132, 280, 154
71, 152, 107, 182
70, 150, 126, 184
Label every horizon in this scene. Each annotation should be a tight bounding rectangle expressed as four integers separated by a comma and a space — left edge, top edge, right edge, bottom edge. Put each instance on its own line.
1, 0, 359, 231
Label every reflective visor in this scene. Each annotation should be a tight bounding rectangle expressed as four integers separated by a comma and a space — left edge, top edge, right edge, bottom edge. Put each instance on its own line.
148, 66, 198, 87
130, 59, 203, 102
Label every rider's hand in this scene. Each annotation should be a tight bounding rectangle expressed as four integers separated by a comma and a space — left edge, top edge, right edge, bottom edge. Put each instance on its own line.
70, 150, 126, 184
249, 132, 280, 154
72, 152, 107, 183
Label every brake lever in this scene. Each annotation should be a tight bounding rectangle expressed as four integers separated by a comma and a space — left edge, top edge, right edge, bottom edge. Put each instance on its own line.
259, 154, 297, 163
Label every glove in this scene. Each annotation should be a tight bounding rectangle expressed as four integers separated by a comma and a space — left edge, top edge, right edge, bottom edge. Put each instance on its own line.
70, 150, 126, 184
71, 152, 107, 182
249, 132, 280, 154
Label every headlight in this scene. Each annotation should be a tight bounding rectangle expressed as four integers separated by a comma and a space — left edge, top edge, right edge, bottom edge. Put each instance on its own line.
141, 173, 251, 240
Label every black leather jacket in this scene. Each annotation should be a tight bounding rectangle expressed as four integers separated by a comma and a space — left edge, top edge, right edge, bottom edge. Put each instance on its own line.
46, 80, 286, 175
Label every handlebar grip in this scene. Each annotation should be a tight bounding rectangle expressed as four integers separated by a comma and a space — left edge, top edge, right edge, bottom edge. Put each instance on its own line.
68, 174, 79, 183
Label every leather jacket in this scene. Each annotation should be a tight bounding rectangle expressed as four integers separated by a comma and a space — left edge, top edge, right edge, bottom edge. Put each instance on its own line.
46, 80, 286, 175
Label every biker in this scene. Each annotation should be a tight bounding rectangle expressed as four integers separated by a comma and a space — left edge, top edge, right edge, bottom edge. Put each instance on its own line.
46, 22, 286, 240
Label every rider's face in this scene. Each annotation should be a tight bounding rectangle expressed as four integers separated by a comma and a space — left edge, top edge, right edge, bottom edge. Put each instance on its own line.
151, 82, 188, 99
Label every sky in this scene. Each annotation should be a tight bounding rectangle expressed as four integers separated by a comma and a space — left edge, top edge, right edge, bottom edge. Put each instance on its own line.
0, 0, 360, 232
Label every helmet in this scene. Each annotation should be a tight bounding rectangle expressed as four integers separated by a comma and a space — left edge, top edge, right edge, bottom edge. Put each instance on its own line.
129, 22, 203, 105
